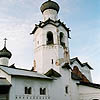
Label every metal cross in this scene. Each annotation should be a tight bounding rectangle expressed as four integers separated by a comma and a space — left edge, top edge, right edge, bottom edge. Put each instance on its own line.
4, 38, 7, 47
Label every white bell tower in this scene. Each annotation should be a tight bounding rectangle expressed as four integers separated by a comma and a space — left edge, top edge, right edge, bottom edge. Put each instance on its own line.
31, 0, 71, 75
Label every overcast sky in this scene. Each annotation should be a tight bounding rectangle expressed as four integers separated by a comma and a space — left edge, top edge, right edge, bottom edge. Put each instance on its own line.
0, 0, 100, 83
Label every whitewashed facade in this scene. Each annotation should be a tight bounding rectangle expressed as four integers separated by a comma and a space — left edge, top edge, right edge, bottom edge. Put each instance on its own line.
0, 0, 100, 100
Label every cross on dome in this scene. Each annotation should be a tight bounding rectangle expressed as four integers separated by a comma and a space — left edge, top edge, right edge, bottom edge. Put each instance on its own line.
4, 38, 7, 47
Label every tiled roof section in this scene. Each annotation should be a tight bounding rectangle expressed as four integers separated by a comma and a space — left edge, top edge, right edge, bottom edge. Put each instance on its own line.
30, 18, 71, 39
77, 82, 100, 89
45, 68, 61, 77
70, 57, 93, 70
0, 65, 53, 80
72, 66, 90, 83
0, 77, 11, 86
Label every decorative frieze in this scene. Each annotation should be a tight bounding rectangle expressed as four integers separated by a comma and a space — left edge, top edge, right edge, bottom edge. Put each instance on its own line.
15, 95, 50, 100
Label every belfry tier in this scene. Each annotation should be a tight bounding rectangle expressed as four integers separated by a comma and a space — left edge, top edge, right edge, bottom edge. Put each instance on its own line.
31, 0, 71, 74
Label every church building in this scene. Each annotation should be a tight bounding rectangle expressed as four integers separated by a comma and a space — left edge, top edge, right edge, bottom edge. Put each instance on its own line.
0, 0, 100, 100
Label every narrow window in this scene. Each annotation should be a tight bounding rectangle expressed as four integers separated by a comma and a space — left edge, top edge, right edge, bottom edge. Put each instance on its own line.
40, 88, 46, 95
25, 87, 27, 94
25, 87, 32, 94
65, 86, 68, 94
28, 87, 32, 94
51, 59, 53, 64
47, 31, 54, 45
60, 32, 65, 47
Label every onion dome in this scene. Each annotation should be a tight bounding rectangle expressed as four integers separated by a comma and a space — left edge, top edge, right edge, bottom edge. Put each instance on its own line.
0, 38, 12, 59
40, 0, 60, 13
0, 47, 12, 59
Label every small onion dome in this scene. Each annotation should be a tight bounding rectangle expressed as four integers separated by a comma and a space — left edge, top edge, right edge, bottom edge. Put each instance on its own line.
0, 47, 12, 59
40, 0, 60, 13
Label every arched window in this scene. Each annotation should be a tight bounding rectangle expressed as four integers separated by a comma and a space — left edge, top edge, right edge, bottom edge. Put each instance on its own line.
60, 32, 65, 47
47, 31, 54, 45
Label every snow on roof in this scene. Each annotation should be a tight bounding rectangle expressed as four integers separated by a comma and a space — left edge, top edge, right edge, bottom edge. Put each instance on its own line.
0, 65, 53, 80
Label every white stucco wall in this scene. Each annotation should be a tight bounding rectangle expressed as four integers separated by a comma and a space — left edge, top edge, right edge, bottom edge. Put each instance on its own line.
60, 67, 80, 100
8, 67, 80, 100
43, 9, 58, 21
9, 75, 71, 100
34, 24, 69, 74
9, 76, 52, 100
78, 85, 100, 100
0, 57, 9, 66
81, 65, 92, 82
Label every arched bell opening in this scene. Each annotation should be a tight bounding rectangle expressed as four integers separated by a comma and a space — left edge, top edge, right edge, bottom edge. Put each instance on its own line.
60, 32, 65, 47
47, 31, 54, 45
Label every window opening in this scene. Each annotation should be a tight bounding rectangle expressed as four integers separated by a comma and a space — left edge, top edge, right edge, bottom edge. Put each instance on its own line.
25, 87, 32, 94
65, 86, 68, 94
51, 59, 53, 64
60, 32, 65, 47
40, 88, 46, 95
47, 31, 54, 45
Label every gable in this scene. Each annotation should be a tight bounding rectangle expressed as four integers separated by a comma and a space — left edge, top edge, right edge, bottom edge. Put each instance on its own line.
71, 66, 89, 83
70, 57, 93, 70
70, 57, 93, 82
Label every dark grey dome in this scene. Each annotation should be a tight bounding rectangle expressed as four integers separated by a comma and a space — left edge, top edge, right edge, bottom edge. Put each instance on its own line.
0, 47, 12, 59
40, 0, 60, 13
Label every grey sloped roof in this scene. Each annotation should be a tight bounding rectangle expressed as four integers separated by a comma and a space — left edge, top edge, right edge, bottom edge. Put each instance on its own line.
0, 66, 53, 80
70, 57, 93, 70
82, 62, 93, 70
77, 82, 100, 89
